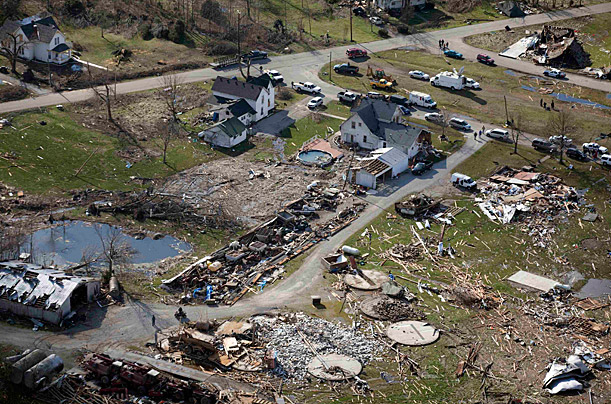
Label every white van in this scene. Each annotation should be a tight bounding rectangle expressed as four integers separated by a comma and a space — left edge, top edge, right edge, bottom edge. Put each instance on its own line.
451, 173, 477, 189
601, 154, 611, 167
409, 91, 437, 109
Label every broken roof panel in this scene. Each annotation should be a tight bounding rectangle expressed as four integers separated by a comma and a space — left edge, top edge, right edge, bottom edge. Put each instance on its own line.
507, 270, 560, 292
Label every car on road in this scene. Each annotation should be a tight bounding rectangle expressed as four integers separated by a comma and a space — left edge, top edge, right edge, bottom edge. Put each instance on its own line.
532, 138, 557, 153
485, 128, 510, 142
409, 70, 430, 81
444, 49, 463, 59
465, 78, 480, 89
412, 161, 434, 175
242, 50, 268, 61
334, 63, 359, 75
601, 154, 611, 166
543, 68, 566, 79
307, 97, 324, 109
477, 53, 495, 65
424, 112, 444, 123
549, 135, 572, 146
583, 142, 609, 155
338, 91, 358, 103
267, 70, 284, 83
566, 148, 588, 161
367, 91, 385, 99
389, 94, 409, 106
369, 16, 383, 25
449, 117, 471, 131
346, 48, 367, 58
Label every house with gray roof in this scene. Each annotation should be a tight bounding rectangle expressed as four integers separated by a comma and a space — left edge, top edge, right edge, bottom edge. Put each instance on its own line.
199, 116, 248, 148
0, 13, 72, 64
211, 75, 275, 122
340, 99, 428, 158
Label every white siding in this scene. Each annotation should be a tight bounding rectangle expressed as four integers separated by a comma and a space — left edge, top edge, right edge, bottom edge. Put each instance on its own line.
340, 115, 379, 150
202, 126, 247, 148
355, 170, 376, 189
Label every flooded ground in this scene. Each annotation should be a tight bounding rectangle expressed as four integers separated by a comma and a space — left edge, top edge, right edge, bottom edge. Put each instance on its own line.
23, 221, 191, 268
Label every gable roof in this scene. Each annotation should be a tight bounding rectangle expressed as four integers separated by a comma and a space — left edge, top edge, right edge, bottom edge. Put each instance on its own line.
247, 73, 274, 88
212, 76, 266, 101
352, 99, 398, 125
0, 14, 59, 43
228, 99, 256, 117
211, 116, 247, 138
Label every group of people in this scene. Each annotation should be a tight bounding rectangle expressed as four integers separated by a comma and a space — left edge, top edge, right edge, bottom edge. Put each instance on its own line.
540, 98, 555, 111
438, 39, 450, 50
474, 125, 486, 140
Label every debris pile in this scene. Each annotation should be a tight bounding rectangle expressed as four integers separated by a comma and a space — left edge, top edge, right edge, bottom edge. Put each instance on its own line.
371, 296, 424, 322
476, 167, 582, 247
251, 313, 381, 380
447, 266, 501, 310
394, 194, 441, 218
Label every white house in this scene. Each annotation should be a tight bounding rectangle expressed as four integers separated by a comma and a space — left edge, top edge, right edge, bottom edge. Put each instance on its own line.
349, 147, 410, 189
375, 0, 425, 11
209, 98, 256, 126
211, 75, 275, 122
0, 13, 72, 64
340, 99, 429, 158
199, 117, 248, 148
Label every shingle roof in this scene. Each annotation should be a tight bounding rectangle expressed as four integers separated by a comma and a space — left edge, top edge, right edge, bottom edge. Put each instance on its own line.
216, 116, 247, 138
212, 76, 266, 101
0, 15, 59, 43
228, 99, 255, 117
52, 42, 70, 52
247, 73, 274, 88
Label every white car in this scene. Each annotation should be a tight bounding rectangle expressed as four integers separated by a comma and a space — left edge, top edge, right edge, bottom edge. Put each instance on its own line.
307, 97, 324, 109
485, 128, 511, 142
583, 142, 609, 155
267, 70, 284, 83
367, 91, 385, 99
424, 112, 444, 123
409, 70, 430, 81
369, 16, 383, 25
449, 118, 471, 131
549, 135, 572, 146
543, 68, 566, 79
465, 78, 480, 89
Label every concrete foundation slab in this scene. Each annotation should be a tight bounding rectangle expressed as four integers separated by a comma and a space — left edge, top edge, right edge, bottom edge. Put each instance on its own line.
507, 270, 559, 292
344, 270, 388, 290
386, 321, 439, 346
307, 353, 362, 381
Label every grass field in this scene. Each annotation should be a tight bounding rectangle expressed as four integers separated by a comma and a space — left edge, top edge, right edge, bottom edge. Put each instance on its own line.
320, 49, 611, 147
281, 115, 343, 156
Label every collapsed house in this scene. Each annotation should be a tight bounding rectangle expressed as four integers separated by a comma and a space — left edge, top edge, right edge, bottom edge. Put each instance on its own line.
538, 25, 591, 68
497, 1, 525, 17
0, 261, 100, 325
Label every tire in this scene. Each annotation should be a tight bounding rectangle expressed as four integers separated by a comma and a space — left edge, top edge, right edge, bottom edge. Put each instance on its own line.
100, 376, 110, 386
451, 86, 456, 90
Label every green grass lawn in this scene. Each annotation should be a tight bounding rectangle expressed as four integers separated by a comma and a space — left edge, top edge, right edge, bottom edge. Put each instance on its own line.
0, 108, 218, 194
281, 115, 343, 156
319, 49, 611, 147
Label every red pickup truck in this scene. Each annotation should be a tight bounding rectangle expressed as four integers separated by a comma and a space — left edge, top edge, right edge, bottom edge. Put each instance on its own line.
346, 48, 367, 58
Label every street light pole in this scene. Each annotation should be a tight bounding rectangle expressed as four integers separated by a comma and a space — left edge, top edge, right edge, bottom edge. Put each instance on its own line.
329, 52, 332, 82
237, 11, 241, 57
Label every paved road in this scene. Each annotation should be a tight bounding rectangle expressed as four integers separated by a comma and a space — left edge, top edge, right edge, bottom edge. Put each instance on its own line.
1, 2, 610, 114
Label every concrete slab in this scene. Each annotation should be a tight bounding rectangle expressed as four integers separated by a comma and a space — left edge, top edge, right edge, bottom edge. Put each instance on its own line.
344, 270, 389, 290
507, 270, 559, 292
386, 321, 439, 346
307, 353, 362, 380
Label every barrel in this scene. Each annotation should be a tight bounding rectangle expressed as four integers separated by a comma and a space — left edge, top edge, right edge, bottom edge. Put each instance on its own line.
10, 349, 47, 384
23, 354, 64, 389
341, 245, 361, 256
109, 276, 120, 299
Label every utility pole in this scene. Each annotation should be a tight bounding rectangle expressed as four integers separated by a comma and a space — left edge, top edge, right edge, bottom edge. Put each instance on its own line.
284, 0, 288, 31
349, 0, 353, 42
503, 95, 509, 126
329, 52, 332, 82
237, 11, 241, 57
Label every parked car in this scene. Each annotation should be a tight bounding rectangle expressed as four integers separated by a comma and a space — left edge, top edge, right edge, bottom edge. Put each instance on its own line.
367, 91, 385, 99
543, 68, 566, 79
242, 50, 268, 61
451, 172, 477, 190
444, 49, 463, 59
338, 91, 358, 103
412, 161, 434, 175
532, 138, 557, 153
369, 16, 383, 25
352, 6, 366, 16
389, 94, 409, 106
424, 112, 444, 123
583, 142, 609, 155
549, 135, 572, 146
307, 97, 324, 109
346, 48, 367, 58
465, 78, 480, 89
292, 81, 322, 94
409, 70, 430, 81
334, 63, 359, 75
566, 148, 588, 161
485, 128, 510, 142
477, 53, 495, 65
267, 70, 284, 83
399, 105, 411, 115
449, 117, 471, 131
601, 154, 611, 166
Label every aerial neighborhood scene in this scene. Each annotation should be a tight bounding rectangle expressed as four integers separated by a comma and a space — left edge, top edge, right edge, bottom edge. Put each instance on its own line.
1, 0, 611, 401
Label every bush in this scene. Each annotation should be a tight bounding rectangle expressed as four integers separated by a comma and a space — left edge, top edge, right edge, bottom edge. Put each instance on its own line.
138, 22, 153, 40
208, 41, 238, 56
150, 22, 169, 39
397, 24, 410, 34
201, 0, 227, 25
0, 85, 29, 102
169, 20, 185, 43
378, 28, 390, 38
63, 0, 85, 16
277, 87, 293, 101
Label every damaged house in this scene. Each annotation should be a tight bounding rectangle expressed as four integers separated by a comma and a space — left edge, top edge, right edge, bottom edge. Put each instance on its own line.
348, 147, 410, 189
340, 99, 430, 157
0, 261, 100, 324
199, 116, 248, 148
497, 1, 525, 17
211, 75, 275, 122
538, 25, 591, 68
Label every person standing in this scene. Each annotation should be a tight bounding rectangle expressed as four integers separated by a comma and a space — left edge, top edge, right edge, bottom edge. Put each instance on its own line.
551, 100, 555, 110
152, 315, 156, 328
540, 98, 543, 107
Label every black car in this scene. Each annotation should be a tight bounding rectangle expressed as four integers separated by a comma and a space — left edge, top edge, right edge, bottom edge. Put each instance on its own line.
333, 63, 359, 75
242, 50, 268, 61
411, 161, 434, 175
389, 94, 409, 106
566, 148, 589, 161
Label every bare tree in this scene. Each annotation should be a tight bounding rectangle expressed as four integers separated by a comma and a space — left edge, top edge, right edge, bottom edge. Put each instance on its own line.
1, 32, 25, 74
509, 112, 523, 154
0, 225, 26, 261
88, 70, 115, 121
399, 6, 414, 24
158, 74, 184, 122
95, 225, 136, 276
158, 119, 181, 164
547, 109, 575, 164
440, 108, 453, 139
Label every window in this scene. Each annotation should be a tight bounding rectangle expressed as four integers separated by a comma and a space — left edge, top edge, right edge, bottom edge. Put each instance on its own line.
358, 122, 361, 127
363, 135, 367, 143
261, 107, 264, 115
55, 37, 59, 45
351, 121, 356, 129
383, 142, 387, 148
267, 99, 270, 107
350, 135, 354, 143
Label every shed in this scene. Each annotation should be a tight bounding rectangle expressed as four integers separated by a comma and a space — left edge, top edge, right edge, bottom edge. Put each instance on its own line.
349, 147, 409, 189
199, 117, 248, 148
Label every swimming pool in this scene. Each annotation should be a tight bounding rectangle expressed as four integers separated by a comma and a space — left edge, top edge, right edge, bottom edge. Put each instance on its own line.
298, 150, 333, 166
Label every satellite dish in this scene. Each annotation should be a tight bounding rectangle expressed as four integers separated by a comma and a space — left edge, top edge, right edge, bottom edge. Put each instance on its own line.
458, 66, 465, 75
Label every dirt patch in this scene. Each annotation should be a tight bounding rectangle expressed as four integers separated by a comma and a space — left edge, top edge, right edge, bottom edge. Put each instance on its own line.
582, 237, 602, 250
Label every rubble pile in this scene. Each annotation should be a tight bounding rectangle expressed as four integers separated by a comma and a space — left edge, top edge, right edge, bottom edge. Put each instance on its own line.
476, 167, 583, 247
394, 194, 441, 218
371, 297, 425, 322
387, 243, 421, 261
251, 313, 381, 380
448, 266, 501, 310
162, 189, 365, 305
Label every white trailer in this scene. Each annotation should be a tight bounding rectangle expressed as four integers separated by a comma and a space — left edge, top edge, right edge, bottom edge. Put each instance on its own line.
430, 69, 466, 91
408, 91, 437, 109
